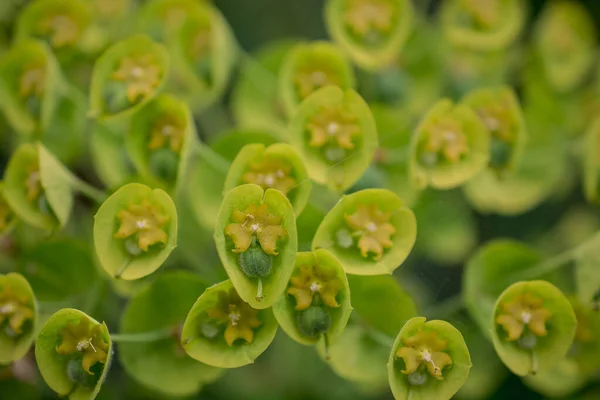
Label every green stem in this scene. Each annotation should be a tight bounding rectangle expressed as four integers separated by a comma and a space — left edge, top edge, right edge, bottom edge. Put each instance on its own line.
111, 328, 173, 343
70, 176, 108, 204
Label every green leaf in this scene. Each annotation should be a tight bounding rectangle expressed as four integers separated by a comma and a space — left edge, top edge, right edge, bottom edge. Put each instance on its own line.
214, 184, 298, 309
387, 317, 472, 400
0, 272, 37, 364
490, 280, 577, 376
93, 183, 178, 280
118, 271, 223, 397
181, 279, 278, 368
325, 0, 414, 70
312, 188, 416, 275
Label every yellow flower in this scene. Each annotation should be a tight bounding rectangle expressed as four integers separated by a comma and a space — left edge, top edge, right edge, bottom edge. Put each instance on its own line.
345, 203, 396, 260
294, 65, 342, 100
242, 158, 297, 194
475, 100, 516, 143
114, 199, 169, 252
0, 196, 13, 232
345, 0, 395, 37
25, 161, 42, 204
460, 0, 499, 29
224, 203, 287, 256
38, 13, 81, 48
19, 63, 46, 99
396, 329, 453, 380
421, 116, 469, 164
0, 285, 34, 335
56, 318, 109, 375
111, 54, 162, 103
495, 292, 553, 341
307, 106, 361, 151
206, 288, 262, 347
287, 263, 342, 310
148, 115, 186, 153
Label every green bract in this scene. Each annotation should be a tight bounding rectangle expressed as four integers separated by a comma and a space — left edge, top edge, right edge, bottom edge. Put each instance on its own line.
224, 143, 311, 216
387, 317, 472, 400
273, 249, 351, 346
137, 0, 205, 42
35, 308, 112, 400
583, 117, 600, 204
89, 120, 134, 189
440, 0, 525, 51
89, 35, 169, 120
214, 183, 297, 309
312, 188, 416, 275
289, 86, 378, 192
0, 183, 16, 236
127, 93, 198, 193
324, 0, 414, 70
181, 279, 278, 368
0, 272, 37, 364
409, 99, 490, 190
533, 0, 597, 93
490, 280, 577, 376
119, 271, 223, 397
279, 41, 355, 117
93, 183, 178, 280
462, 85, 527, 173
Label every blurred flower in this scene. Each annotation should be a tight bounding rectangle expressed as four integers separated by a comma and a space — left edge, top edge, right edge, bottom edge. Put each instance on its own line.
0, 285, 33, 335
242, 158, 296, 194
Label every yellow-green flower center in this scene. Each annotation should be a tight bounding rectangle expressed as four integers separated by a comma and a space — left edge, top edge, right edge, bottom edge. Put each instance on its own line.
495, 292, 552, 342
344, 0, 396, 37
38, 13, 81, 48
396, 329, 453, 381
287, 263, 342, 310
307, 106, 361, 162
19, 63, 46, 100
475, 100, 515, 143
0, 285, 33, 336
420, 116, 469, 165
206, 288, 262, 346
114, 199, 169, 252
111, 54, 162, 103
56, 318, 109, 375
294, 66, 342, 100
460, 0, 499, 29
242, 157, 296, 194
148, 114, 186, 153
344, 203, 396, 260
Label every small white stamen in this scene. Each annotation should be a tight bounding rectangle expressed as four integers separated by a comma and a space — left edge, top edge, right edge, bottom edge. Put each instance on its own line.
0, 303, 15, 314
161, 125, 174, 136
136, 219, 148, 229
366, 222, 377, 232
250, 224, 259, 232
229, 312, 240, 326
264, 175, 275, 186
484, 116, 499, 131
131, 67, 144, 79
521, 311, 532, 324
327, 122, 339, 136
309, 281, 321, 293
311, 71, 327, 85
443, 130, 456, 142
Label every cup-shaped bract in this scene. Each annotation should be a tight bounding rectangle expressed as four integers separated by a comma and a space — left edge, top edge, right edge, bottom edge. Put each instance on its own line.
0, 183, 16, 237
89, 35, 169, 121
209, 128, 282, 162
119, 271, 223, 397
169, 2, 237, 110
3, 143, 75, 230
127, 93, 198, 193
35, 309, 112, 400
181, 279, 278, 368
409, 99, 490, 190
214, 184, 297, 309
490, 280, 577, 376
0, 273, 37, 364
279, 41, 355, 117
533, 0, 597, 93
0, 39, 63, 136
290, 86, 378, 192
93, 183, 178, 280
224, 143, 311, 216
583, 118, 600, 204
273, 249, 351, 346
312, 189, 416, 275
567, 297, 600, 374
137, 0, 205, 42
387, 317, 472, 400
462, 86, 527, 174
440, 0, 525, 51
325, 0, 414, 70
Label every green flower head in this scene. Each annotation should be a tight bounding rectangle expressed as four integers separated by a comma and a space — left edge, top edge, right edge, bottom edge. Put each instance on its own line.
114, 199, 170, 252
56, 318, 109, 375
395, 329, 453, 380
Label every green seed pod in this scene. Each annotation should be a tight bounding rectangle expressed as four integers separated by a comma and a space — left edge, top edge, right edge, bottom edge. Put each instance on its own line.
312, 188, 416, 275
273, 249, 351, 346
93, 183, 178, 280
440, 0, 525, 51
325, 0, 414, 70
224, 143, 311, 216
289, 86, 378, 192
239, 239, 273, 278
279, 41, 355, 117
35, 308, 112, 400
409, 99, 490, 190
119, 271, 223, 397
181, 279, 278, 368
89, 35, 169, 121
490, 280, 577, 376
388, 317, 472, 400
533, 0, 596, 93
214, 184, 297, 308
462, 85, 527, 174
0, 273, 37, 364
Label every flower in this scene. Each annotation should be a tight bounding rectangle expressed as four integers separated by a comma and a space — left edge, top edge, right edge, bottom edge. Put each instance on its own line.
206, 288, 262, 346
460, 0, 499, 29
287, 263, 342, 310
242, 158, 297, 194
0, 285, 34, 335
224, 203, 287, 255
56, 318, 109, 375
114, 199, 169, 252
495, 292, 553, 341
19, 63, 46, 99
345, 0, 395, 37
396, 329, 453, 380
25, 161, 42, 204
344, 203, 396, 260
38, 13, 81, 48
420, 116, 469, 164
0, 196, 13, 232
188, 25, 212, 60
307, 106, 361, 151
474, 99, 516, 143
111, 54, 162, 103
294, 65, 342, 100
148, 115, 186, 153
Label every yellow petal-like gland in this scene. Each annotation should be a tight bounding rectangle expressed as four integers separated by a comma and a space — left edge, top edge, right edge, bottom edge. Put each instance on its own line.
421, 116, 469, 164
395, 329, 453, 380
114, 199, 170, 252
460, 0, 499, 29
307, 106, 360, 151
55, 318, 109, 375
495, 292, 552, 341
294, 65, 342, 100
206, 289, 262, 347
0, 285, 34, 335
287, 263, 342, 310
344, 203, 396, 260
112, 54, 162, 103
148, 115, 186, 153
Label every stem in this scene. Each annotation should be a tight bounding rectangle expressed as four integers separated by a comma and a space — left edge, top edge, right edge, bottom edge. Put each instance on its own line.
530, 351, 538, 375
323, 333, 330, 360
256, 278, 264, 302
114, 258, 131, 279
70, 176, 108, 204
111, 328, 173, 343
